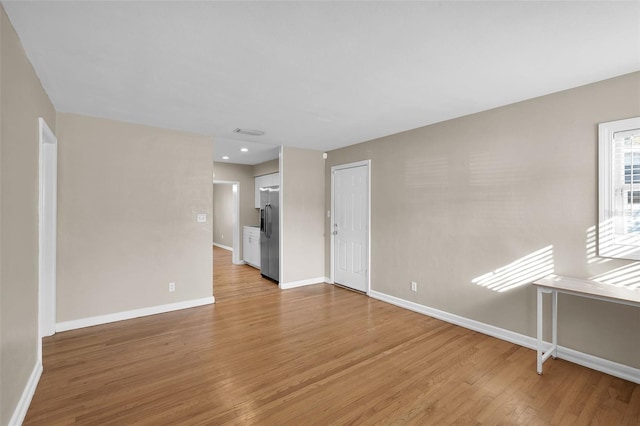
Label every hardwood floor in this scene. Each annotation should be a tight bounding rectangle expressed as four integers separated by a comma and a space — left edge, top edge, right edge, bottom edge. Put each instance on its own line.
25, 246, 640, 425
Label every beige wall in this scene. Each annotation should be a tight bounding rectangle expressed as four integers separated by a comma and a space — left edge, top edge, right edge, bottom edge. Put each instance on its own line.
325, 72, 640, 368
212, 183, 233, 247
281, 147, 325, 285
56, 113, 213, 322
0, 6, 56, 424
253, 158, 279, 177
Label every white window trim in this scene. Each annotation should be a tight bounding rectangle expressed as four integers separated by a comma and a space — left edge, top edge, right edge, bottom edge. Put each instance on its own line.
598, 116, 640, 260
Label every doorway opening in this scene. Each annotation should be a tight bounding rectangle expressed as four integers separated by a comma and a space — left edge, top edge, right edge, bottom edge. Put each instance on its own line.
213, 181, 241, 264
330, 160, 371, 294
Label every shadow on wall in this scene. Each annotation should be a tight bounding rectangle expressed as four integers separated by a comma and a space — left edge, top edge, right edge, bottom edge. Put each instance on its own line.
472, 245, 555, 292
470, 223, 640, 293
588, 224, 640, 290
586, 225, 612, 265
591, 262, 640, 290
592, 220, 640, 261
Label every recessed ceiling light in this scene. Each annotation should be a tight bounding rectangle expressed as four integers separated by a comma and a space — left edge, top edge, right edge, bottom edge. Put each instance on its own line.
222, 156, 229, 160
233, 128, 265, 136
240, 148, 249, 152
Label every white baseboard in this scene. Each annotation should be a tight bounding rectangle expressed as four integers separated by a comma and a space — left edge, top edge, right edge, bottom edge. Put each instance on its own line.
279, 276, 326, 290
369, 290, 640, 384
56, 296, 215, 332
9, 361, 42, 426
324, 277, 334, 284
213, 243, 233, 251
558, 346, 640, 384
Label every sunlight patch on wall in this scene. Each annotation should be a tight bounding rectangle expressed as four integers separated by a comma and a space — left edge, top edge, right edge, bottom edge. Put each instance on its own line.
586, 225, 611, 264
472, 246, 554, 292
590, 263, 640, 290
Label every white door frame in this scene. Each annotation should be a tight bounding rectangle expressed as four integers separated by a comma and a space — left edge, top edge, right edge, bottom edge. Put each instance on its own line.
330, 160, 371, 294
213, 180, 241, 265
38, 117, 57, 350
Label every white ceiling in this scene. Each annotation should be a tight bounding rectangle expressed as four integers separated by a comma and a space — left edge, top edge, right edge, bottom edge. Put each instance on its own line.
3, 1, 640, 165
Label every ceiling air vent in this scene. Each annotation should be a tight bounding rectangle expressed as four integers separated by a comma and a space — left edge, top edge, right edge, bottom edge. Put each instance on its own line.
233, 128, 265, 136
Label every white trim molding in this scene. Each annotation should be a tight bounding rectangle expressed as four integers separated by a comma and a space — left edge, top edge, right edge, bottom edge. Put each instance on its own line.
38, 117, 58, 342
9, 361, 43, 426
369, 290, 640, 384
213, 242, 233, 251
279, 277, 326, 290
56, 297, 215, 332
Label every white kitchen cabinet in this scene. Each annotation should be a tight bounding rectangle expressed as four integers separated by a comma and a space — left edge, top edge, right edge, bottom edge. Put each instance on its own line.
254, 172, 280, 208
269, 172, 280, 187
243, 226, 261, 268
254, 175, 268, 208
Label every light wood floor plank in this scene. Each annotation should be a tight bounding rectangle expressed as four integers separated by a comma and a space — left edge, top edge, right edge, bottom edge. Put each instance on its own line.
24, 246, 640, 424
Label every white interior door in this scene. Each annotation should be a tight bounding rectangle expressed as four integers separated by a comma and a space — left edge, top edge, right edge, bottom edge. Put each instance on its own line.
333, 163, 369, 292
39, 117, 57, 338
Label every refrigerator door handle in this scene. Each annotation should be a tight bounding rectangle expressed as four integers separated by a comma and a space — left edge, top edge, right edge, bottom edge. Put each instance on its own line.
260, 209, 265, 233
264, 205, 268, 238
266, 203, 272, 238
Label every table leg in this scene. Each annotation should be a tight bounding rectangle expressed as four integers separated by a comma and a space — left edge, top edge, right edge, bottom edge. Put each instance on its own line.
551, 290, 558, 359
537, 287, 543, 374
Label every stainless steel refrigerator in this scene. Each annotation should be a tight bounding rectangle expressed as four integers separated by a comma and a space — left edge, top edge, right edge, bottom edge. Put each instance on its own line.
259, 186, 279, 282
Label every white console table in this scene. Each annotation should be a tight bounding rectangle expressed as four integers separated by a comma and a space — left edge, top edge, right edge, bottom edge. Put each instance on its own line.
532, 274, 640, 375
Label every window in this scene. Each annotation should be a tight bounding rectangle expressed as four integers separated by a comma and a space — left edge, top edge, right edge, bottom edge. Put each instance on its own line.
598, 116, 640, 259
624, 151, 640, 184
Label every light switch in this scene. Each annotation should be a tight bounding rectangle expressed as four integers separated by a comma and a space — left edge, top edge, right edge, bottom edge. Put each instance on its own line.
197, 213, 207, 223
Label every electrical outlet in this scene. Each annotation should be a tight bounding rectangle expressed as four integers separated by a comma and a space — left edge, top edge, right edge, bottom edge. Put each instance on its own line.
169, 282, 176, 292
411, 281, 417, 292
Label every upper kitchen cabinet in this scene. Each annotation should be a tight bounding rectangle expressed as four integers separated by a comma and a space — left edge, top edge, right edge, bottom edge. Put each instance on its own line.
255, 172, 280, 208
